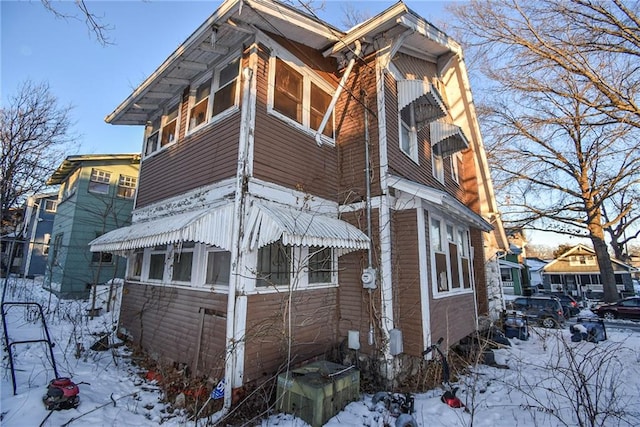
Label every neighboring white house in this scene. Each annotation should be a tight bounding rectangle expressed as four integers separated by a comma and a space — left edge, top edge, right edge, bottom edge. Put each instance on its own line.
526, 257, 548, 289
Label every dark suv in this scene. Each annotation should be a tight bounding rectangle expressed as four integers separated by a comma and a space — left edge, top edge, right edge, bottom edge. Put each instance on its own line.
541, 292, 580, 318
509, 296, 566, 328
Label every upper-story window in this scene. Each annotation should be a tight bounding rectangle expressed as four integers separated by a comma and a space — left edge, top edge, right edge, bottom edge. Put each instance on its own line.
432, 148, 444, 184
451, 152, 462, 184
188, 57, 241, 132
399, 103, 418, 163
144, 102, 180, 157
117, 175, 137, 199
44, 199, 57, 212
88, 169, 111, 194
268, 56, 335, 142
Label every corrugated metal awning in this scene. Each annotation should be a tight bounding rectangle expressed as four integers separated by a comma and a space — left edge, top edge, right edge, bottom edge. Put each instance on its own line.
430, 121, 469, 157
388, 174, 493, 232
89, 203, 236, 253
243, 202, 369, 254
397, 79, 447, 130
90, 201, 369, 255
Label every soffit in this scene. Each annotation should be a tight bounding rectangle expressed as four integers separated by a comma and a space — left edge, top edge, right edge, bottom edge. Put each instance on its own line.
106, 0, 342, 126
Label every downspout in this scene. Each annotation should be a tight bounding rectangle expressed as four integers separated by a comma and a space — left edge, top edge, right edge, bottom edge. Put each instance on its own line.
224, 65, 254, 412
314, 40, 362, 146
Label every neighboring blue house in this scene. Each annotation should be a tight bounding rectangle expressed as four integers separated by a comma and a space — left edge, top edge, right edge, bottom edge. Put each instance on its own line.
45, 154, 140, 298
19, 193, 58, 278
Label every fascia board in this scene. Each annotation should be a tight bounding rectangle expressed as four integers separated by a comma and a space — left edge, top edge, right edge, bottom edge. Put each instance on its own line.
323, 2, 408, 57
105, 0, 240, 124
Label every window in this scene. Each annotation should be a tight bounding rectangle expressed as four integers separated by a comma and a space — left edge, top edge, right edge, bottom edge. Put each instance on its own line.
501, 268, 514, 282
431, 218, 448, 292
308, 247, 332, 284
172, 242, 194, 283
432, 147, 444, 184
44, 199, 57, 212
88, 169, 111, 194
43, 233, 51, 255
206, 248, 231, 286
569, 254, 597, 266
117, 175, 137, 199
161, 104, 179, 147
257, 240, 291, 287
211, 58, 239, 117
399, 103, 418, 161
269, 56, 335, 141
145, 117, 160, 156
430, 215, 473, 295
188, 57, 241, 132
148, 245, 167, 281
451, 152, 462, 184
310, 83, 332, 137
92, 251, 113, 264
129, 249, 143, 279
189, 78, 211, 130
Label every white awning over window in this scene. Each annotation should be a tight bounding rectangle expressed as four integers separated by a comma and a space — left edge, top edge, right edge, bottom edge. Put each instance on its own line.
90, 201, 369, 255
397, 79, 447, 129
89, 203, 237, 254
243, 202, 370, 253
430, 121, 469, 157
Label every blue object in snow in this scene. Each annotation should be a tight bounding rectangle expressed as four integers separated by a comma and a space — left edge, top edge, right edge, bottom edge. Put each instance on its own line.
212, 379, 225, 399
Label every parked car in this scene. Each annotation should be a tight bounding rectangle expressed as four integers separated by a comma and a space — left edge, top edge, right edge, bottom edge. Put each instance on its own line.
594, 297, 640, 320
540, 292, 580, 317
508, 296, 566, 328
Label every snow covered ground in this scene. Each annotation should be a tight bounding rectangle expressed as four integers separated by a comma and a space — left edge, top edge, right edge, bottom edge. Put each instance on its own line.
2, 277, 640, 427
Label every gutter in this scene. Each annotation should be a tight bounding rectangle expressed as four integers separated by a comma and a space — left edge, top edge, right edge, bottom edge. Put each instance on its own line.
314, 40, 362, 146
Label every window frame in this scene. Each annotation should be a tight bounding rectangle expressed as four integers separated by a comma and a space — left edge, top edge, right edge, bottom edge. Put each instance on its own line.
267, 53, 336, 145
429, 214, 473, 297
186, 55, 241, 135
205, 246, 232, 290
143, 98, 181, 158
88, 168, 111, 195
399, 103, 419, 163
44, 199, 57, 212
432, 148, 445, 184
117, 175, 137, 199
451, 151, 462, 185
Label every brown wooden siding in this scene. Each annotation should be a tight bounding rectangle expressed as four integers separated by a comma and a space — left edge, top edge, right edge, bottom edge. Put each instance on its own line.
470, 227, 489, 315
251, 44, 341, 201
243, 288, 338, 384
136, 115, 240, 208
119, 282, 228, 378
336, 209, 381, 355
336, 57, 382, 205
429, 292, 476, 346
391, 209, 423, 356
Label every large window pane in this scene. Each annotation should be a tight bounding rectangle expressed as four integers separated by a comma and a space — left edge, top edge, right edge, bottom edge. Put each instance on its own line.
149, 253, 165, 280
190, 79, 211, 129
310, 83, 332, 137
172, 251, 193, 282
274, 59, 302, 123
309, 246, 332, 284
257, 240, 291, 287
206, 250, 231, 286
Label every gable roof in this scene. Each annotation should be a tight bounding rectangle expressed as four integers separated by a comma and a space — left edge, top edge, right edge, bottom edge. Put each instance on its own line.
543, 243, 634, 272
47, 154, 141, 185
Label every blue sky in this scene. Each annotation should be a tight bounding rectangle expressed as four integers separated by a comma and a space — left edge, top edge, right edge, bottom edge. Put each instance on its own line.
1, 0, 451, 156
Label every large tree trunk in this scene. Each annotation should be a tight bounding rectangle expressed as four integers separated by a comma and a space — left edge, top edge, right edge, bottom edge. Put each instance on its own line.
589, 230, 618, 303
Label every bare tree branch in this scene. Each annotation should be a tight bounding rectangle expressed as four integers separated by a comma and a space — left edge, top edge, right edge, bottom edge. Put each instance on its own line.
40, 0, 113, 46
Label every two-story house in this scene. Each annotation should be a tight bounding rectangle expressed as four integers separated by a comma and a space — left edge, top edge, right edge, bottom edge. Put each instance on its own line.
46, 154, 140, 298
91, 0, 507, 406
